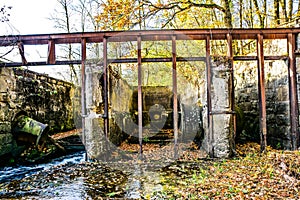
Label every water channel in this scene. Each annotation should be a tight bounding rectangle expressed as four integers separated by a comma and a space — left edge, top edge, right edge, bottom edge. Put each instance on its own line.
0, 150, 173, 199
0, 148, 209, 199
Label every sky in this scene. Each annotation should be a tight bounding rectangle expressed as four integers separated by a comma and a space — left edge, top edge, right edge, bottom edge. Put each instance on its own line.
0, 1, 74, 80
1, 0, 58, 35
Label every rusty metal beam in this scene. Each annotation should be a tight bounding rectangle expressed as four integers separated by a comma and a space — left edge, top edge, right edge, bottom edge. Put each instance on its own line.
0, 60, 82, 67
47, 40, 56, 64
1, 28, 300, 46
257, 34, 267, 152
81, 38, 87, 161
227, 33, 236, 141
206, 35, 214, 157
1, 55, 291, 67
137, 35, 143, 156
1, 28, 299, 68
172, 35, 178, 159
288, 33, 299, 150
17, 42, 27, 65
233, 56, 288, 61
1, 55, 290, 67
107, 57, 207, 63
103, 37, 109, 139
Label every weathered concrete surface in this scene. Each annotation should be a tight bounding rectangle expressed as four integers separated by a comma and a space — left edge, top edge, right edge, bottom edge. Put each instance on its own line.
201, 57, 235, 158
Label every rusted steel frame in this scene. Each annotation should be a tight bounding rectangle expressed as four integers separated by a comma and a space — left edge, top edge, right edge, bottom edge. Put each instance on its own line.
103, 37, 109, 139
1, 55, 290, 67
287, 33, 299, 150
107, 57, 206, 63
206, 35, 214, 157
0, 57, 206, 67
172, 35, 179, 158
257, 34, 267, 152
0, 60, 82, 67
17, 42, 27, 65
227, 34, 236, 139
137, 35, 143, 155
2, 28, 300, 46
81, 38, 87, 160
47, 39, 56, 64
264, 56, 288, 60
233, 56, 288, 61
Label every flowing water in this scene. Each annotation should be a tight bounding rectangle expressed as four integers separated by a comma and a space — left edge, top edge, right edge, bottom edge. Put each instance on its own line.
0, 151, 168, 199
0, 151, 88, 199
0, 149, 207, 199
0, 151, 86, 184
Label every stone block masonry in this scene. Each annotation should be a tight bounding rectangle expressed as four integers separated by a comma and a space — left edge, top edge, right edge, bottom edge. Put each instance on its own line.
0, 67, 75, 156
235, 59, 293, 149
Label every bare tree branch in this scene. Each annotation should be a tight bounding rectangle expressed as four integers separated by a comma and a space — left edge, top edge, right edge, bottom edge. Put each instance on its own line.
0, 5, 12, 22
140, 0, 231, 28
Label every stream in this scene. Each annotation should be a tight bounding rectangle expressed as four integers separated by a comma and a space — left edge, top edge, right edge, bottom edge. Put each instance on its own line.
0, 151, 167, 199
0, 151, 86, 184
0, 150, 207, 199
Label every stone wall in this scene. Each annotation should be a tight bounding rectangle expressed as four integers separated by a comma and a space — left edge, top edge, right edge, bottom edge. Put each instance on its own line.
235, 59, 292, 149
0, 67, 75, 156
233, 39, 300, 150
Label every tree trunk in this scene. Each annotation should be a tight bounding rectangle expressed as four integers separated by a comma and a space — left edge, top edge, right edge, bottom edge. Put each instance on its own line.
253, 0, 265, 28
239, 0, 243, 28
280, 0, 288, 23
250, 0, 254, 28
274, 0, 280, 25
222, 0, 233, 28
287, 0, 293, 21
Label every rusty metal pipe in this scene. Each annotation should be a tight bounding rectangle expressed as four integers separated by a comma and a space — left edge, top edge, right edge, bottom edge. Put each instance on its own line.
257, 34, 267, 152
206, 35, 214, 157
137, 35, 143, 156
103, 37, 109, 139
81, 37, 87, 160
172, 35, 178, 158
288, 33, 299, 150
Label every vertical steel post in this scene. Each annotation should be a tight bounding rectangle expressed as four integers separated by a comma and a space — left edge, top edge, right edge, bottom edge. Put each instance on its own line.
206, 35, 214, 157
227, 33, 236, 140
103, 37, 109, 139
81, 38, 87, 161
288, 33, 299, 150
257, 34, 267, 152
47, 39, 56, 64
172, 35, 178, 158
137, 35, 143, 155
17, 42, 27, 65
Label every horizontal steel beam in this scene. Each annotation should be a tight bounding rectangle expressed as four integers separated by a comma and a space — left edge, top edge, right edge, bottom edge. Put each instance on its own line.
0, 28, 300, 46
0, 55, 291, 67
233, 55, 288, 61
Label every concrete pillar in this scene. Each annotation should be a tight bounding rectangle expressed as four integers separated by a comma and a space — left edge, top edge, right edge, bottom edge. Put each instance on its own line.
202, 57, 235, 158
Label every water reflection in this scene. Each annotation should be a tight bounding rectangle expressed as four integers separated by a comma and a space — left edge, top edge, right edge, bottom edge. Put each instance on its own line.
125, 164, 163, 199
